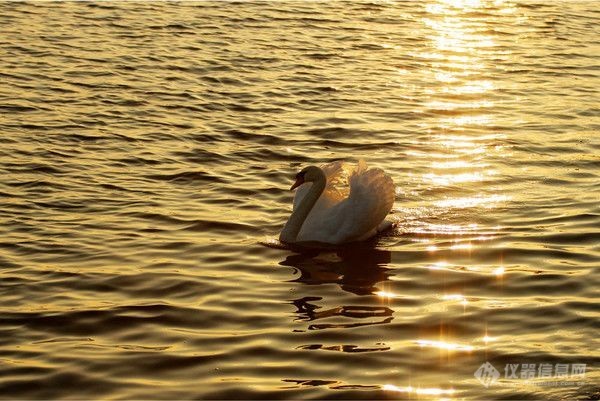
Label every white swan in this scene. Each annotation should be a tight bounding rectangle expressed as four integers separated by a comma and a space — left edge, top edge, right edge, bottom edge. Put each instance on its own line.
279, 160, 395, 245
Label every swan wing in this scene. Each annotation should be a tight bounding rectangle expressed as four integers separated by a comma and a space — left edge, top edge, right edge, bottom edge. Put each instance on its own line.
336, 160, 395, 241
297, 160, 395, 244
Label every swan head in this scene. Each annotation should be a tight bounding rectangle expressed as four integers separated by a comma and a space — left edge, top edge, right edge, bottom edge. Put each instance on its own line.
290, 165, 324, 190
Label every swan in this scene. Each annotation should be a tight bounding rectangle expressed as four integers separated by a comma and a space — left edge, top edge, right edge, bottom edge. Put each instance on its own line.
279, 160, 395, 245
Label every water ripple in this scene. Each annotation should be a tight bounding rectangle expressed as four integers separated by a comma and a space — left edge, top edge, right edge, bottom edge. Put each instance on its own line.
0, 0, 598, 400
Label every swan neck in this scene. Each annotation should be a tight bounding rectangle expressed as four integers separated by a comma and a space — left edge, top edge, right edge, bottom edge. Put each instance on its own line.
280, 174, 326, 243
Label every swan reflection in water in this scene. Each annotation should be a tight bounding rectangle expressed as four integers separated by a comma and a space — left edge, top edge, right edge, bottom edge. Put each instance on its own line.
280, 247, 395, 331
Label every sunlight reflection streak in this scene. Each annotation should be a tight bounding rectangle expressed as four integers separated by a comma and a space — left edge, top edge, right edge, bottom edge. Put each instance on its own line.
416, 339, 475, 351
383, 384, 456, 395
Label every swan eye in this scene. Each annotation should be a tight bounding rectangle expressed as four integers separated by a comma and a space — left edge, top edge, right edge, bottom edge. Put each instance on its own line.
295, 171, 306, 179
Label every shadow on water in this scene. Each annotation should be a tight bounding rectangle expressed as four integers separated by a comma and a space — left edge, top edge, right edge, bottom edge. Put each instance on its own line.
280, 247, 392, 296
279, 248, 395, 331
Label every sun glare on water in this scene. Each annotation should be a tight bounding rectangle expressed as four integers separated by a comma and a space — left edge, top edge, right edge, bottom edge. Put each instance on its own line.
416, 339, 475, 352
411, 0, 515, 226
383, 384, 457, 396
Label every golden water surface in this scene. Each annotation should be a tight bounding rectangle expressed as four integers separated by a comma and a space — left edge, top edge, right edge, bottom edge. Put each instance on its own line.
0, 1, 598, 399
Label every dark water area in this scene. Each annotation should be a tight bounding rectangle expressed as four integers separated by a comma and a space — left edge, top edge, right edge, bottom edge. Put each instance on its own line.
0, 1, 598, 399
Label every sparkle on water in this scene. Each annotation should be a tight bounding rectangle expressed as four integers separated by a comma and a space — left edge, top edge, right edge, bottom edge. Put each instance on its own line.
0, 0, 598, 399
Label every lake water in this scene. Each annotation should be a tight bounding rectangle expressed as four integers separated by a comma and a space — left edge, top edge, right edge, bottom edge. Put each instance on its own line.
0, 1, 598, 399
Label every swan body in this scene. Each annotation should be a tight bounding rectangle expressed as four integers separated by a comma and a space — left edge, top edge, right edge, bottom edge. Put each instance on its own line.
279, 160, 395, 245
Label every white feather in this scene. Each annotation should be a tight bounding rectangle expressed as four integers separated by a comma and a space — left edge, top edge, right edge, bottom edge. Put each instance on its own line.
292, 160, 395, 244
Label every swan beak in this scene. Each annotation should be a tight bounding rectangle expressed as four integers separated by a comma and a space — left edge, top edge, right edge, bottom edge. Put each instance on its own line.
290, 177, 304, 190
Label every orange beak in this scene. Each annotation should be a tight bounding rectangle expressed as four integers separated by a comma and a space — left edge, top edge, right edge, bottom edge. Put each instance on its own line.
290, 176, 305, 190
